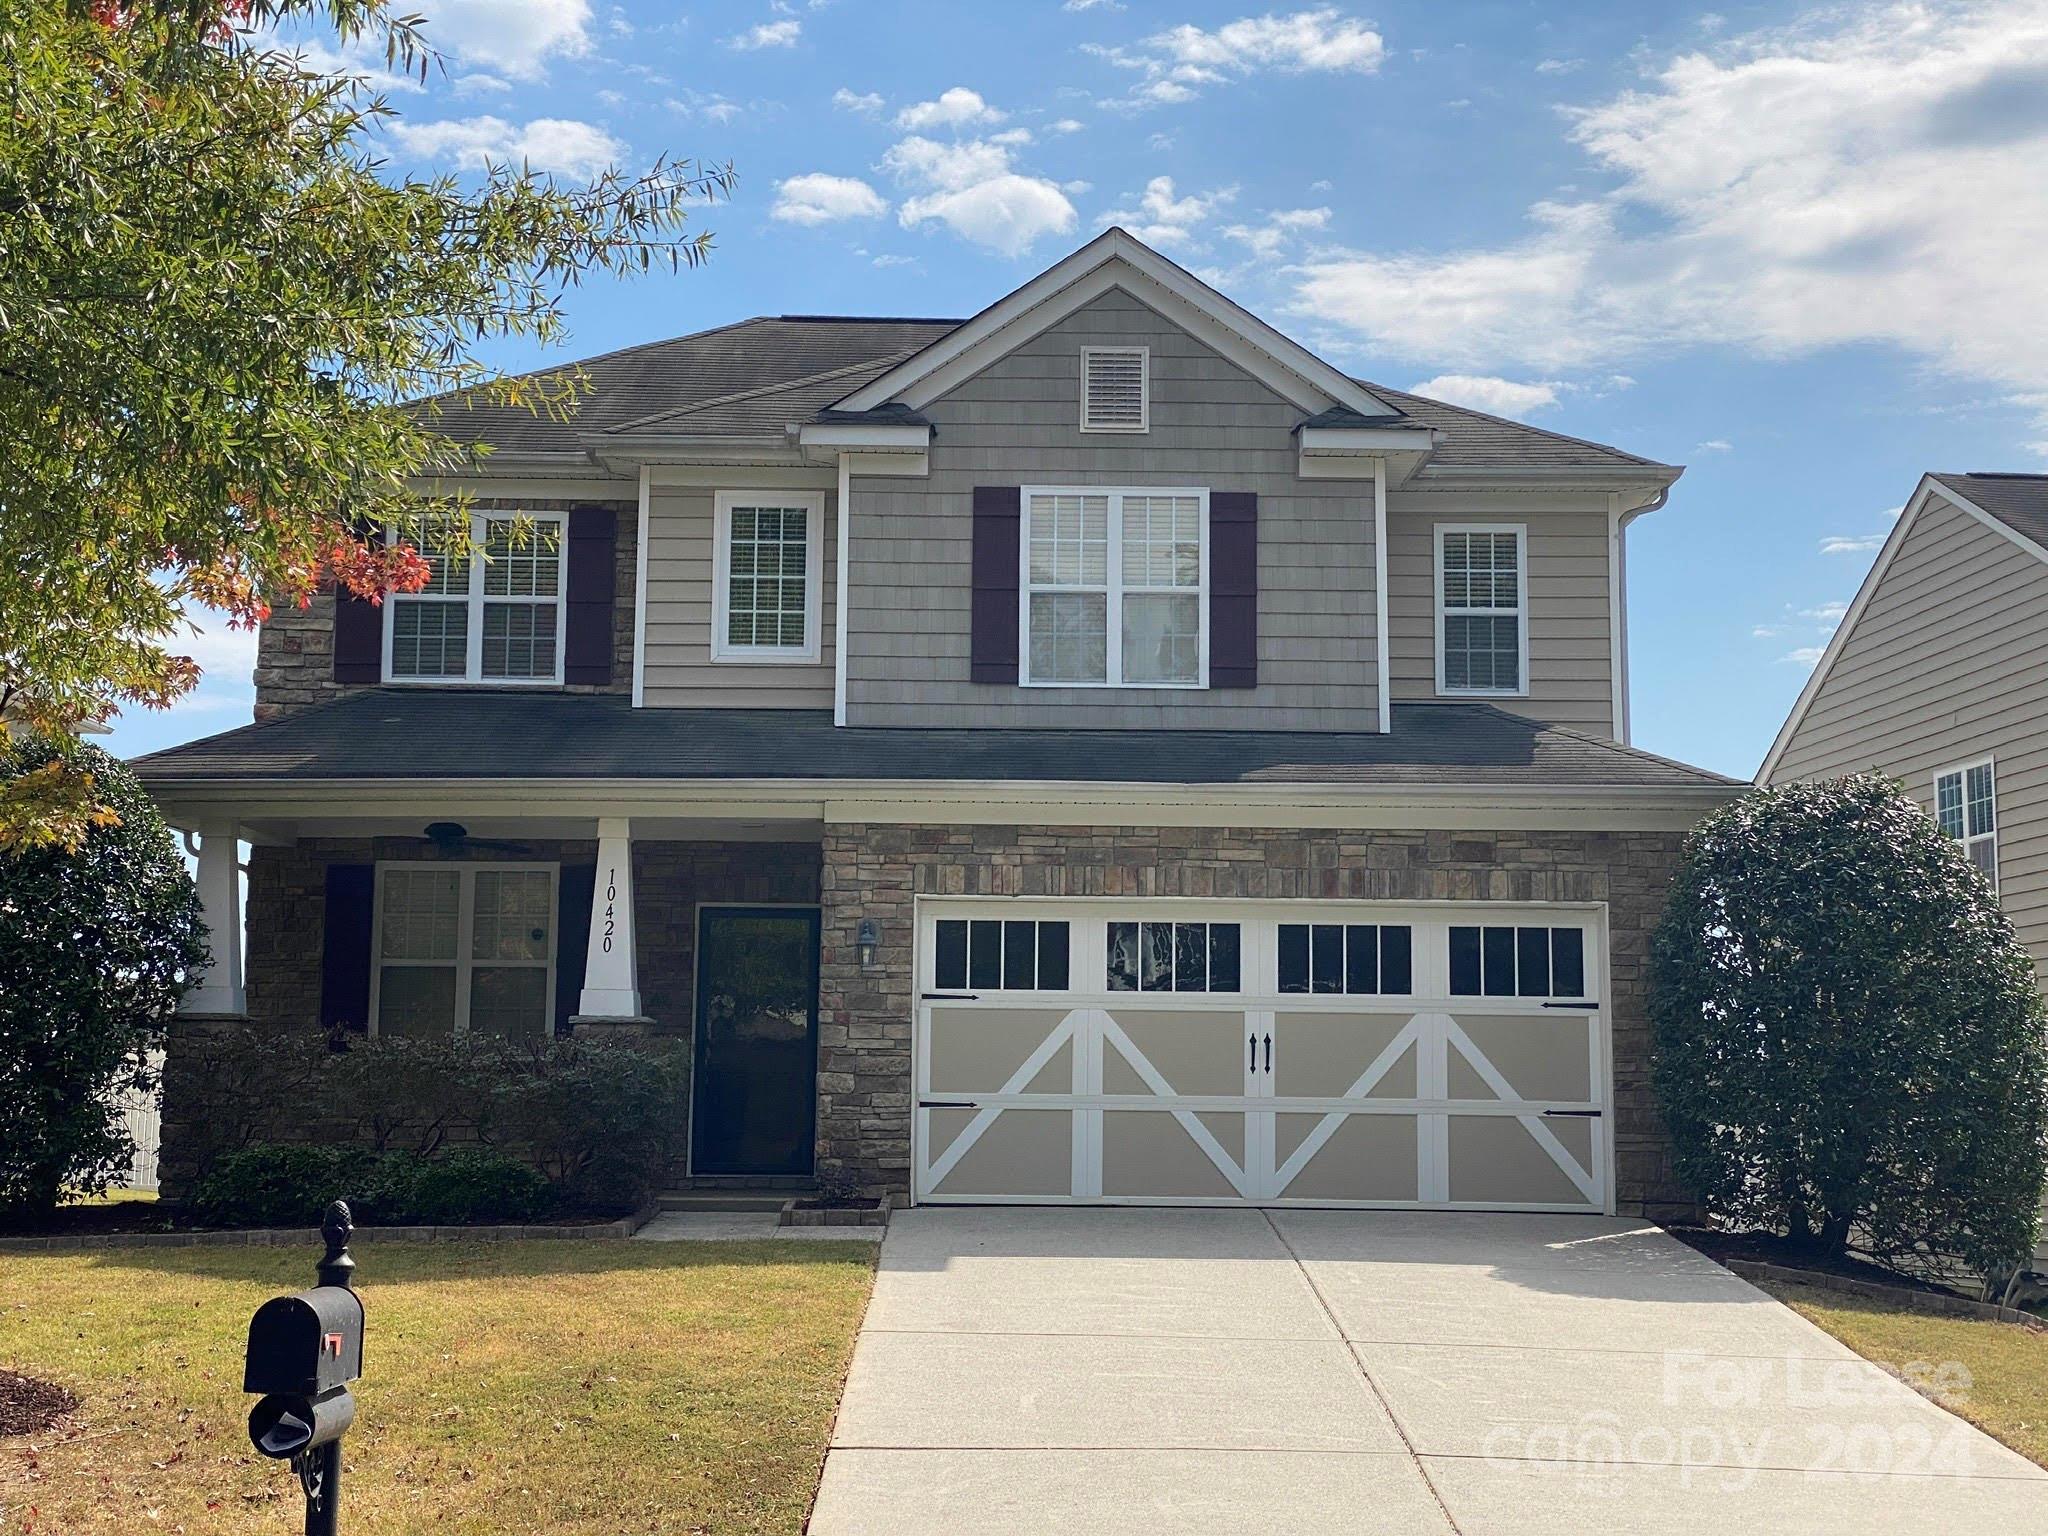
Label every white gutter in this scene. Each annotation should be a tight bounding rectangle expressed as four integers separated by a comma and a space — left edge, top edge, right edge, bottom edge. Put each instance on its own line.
630, 464, 650, 708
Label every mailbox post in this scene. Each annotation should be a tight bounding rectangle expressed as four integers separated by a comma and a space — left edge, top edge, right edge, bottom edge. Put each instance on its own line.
244, 1201, 363, 1536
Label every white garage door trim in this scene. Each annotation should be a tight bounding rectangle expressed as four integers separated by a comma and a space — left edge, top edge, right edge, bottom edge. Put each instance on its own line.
911, 897, 1614, 1214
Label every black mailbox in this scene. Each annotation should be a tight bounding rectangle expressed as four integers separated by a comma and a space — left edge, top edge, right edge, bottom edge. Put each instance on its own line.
243, 1286, 364, 1397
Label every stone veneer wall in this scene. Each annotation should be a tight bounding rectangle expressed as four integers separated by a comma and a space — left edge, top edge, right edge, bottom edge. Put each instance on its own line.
816, 824, 1694, 1218
250, 496, 638, 721
159, 836, 819, 1196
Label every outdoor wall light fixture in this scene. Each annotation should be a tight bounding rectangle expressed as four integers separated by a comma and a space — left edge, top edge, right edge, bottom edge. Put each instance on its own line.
857, 919, 880, 970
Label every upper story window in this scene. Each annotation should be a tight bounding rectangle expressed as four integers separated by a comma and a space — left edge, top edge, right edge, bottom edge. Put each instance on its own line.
371, 863, 557, 1041
387, 513, 565, 684
1936, 757, 1998, 889
1022, 486, 1206, 688
1436, 525, 1527, 696
1081, 347, 1149, 432
713, 490, 824, 664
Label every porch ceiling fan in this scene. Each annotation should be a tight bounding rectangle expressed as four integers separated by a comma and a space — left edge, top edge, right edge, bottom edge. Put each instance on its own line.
410, 821, 537, 856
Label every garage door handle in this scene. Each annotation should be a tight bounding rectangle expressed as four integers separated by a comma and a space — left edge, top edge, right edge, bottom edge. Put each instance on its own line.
920, 1099, 979, 1110
1542, 1001, 1599, 1010
1263, 1033, 1272, 1073
1541, 1108, 1601, 1118
922, 992, 980, 1001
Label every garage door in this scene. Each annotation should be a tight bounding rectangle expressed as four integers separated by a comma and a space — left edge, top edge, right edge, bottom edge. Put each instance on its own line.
913, 901, 1609, 1211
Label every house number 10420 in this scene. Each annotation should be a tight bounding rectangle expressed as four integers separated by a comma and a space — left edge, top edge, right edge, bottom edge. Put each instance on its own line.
602, 868, 618, 954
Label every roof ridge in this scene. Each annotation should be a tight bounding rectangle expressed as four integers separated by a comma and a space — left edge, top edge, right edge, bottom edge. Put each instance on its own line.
406, 315, 781, 414
1527, 710, 1745, 785
777, 313, 966, 325
1363, 380, 1669, 470
599, 346, 932, 435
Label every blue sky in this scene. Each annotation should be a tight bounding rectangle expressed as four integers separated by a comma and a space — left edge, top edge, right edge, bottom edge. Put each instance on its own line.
108, 0, 2048, 780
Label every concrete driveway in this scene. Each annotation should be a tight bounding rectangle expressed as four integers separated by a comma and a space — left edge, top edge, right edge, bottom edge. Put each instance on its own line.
809, 1208, 2048, 1534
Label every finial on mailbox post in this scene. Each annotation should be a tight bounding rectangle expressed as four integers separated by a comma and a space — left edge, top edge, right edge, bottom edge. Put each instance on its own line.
317, 1200, 355, 1291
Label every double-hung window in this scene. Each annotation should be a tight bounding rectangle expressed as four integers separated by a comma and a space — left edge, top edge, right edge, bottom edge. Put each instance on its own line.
1022, 486, 1206, 687
712, 490, 824, 663
371, 864, 558, 1040
1437, 524, 1526, 695
386, 513, 565, 683
1935, 758, 1998, 889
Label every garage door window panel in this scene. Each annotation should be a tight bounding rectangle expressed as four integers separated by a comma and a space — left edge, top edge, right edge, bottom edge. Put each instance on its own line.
933, 918, 1071, 991
1279, 923, 1414, 996
1107, 921, 1239, 993
1449, 925, 1586, 1000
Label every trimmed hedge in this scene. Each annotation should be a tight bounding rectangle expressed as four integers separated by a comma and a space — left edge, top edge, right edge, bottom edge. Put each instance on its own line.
188, 1145, 554, 1228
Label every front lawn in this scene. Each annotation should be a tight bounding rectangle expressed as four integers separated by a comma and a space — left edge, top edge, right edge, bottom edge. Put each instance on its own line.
0, 1239, 875, 1534
1760, 1277, 2048, 1469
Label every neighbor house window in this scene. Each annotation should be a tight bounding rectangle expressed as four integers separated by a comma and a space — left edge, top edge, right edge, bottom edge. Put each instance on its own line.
1437, 525, 1526, 695
1081, 347, 1149, 432
386, 513, 564, 683
1022, 487, 1206, 687
371, 864, 557, 1040
1935, 758, 1998, 889
712, 490, 824, 663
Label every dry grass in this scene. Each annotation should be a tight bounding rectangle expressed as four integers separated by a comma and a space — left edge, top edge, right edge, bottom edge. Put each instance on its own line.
0, 1239, 875, 1534
1761, 1278, 2048, 1468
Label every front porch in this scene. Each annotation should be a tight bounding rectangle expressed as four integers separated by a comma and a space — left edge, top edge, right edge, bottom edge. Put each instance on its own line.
163, 809, 835, 1197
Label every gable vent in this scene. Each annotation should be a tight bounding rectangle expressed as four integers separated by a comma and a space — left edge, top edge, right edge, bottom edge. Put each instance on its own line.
1081, 347, 1149, 433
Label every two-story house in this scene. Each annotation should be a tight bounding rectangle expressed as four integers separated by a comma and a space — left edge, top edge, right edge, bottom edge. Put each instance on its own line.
135, 229, 1737, 1217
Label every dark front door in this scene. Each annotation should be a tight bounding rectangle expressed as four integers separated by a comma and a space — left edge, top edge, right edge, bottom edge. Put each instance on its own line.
691, 906, 822, 1176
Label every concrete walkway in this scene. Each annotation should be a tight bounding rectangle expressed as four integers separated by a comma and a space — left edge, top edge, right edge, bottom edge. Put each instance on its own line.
632, 1210, 879, 1242
809, 1207, 2048, 1534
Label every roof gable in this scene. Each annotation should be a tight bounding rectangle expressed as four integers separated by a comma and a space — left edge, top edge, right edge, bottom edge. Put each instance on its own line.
831, 227, 1403, 423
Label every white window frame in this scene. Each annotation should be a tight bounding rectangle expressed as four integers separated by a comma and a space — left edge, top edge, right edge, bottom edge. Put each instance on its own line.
367, 861, 559, 1040
1434, 522, 1529, 698
1018, 484, 1209, 690
711, 489, 826, 664
1080, 345, 1150, 433
1934, 755, 1999, 891
383, 511, 567, 685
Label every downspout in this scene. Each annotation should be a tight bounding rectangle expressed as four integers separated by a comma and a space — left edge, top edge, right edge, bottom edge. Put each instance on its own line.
834, 452, 852, 727
1374, 457, 1392, 734
631, 464, 650, 708
1609, 484, 1669, 746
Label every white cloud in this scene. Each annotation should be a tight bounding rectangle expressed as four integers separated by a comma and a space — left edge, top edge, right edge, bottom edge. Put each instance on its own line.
1288, 2, 2048, 439
1103, 175, 1236, 247
275, 36, 426, 93
1536, 57, 1585, 74
871, 253, 919, 268
834, 88, 885, 116
1820, 532, 1889, 555
728, 17, 801, 49
170, 613, 260, 683
895, 87, 1006, 131
1094, 8, 1385, 108
1779, 645, 1829, 668
1696, 437, 1734, 452
773, 172, 888, 225
1065, 0, 1124, 10
1063, 179, 1095, 194
1752, 623, 1785, 638
668, 90, 742, 123
388, 115, 624, 177
1801, 600, 1851, 628
885, 134, 1076, 256
414, 0, 591, 81
452, 72, 510, 95
1409, 374, 1562, 415
1223, 204, 1331, 259
1049, 118, 1087, 134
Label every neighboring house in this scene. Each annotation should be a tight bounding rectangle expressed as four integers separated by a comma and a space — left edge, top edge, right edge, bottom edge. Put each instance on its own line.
134, 228, 1738, 1217
1761, 471, 2048, 1266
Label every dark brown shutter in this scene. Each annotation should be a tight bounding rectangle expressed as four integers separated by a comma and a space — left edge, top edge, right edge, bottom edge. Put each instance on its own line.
319, 864, 376, 1033
970, 486, 1022, 684
553, 863, 596, 1035
563, 506, 618, 686
331, 589, 383, 683
1209, 491, 1258, 688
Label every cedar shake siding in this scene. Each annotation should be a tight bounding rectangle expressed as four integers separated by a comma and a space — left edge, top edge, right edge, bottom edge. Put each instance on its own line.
252, 494, 639, 720
841, 286, 1380, 731
1769, 492, 2048, 975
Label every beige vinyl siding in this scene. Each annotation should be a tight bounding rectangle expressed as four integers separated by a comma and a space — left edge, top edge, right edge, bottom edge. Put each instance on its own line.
640, 485, 837, 708
843, 286, 1378, 731
1770, 493, 2048, 973
1385, 494, 1617, 734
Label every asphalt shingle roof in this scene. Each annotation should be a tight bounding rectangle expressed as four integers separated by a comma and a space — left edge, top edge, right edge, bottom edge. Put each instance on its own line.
410, 314, 1673, 475
131, 691, 1736, 791
1930, 472, 2048, 552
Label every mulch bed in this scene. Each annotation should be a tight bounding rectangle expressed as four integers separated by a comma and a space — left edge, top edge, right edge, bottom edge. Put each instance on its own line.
1668, 1225, 1956, 1296
0, 1369, 78, 1438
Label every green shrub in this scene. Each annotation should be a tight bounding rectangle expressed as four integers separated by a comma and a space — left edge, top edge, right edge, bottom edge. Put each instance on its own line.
1649, 775, 2048, 1281
0, 734, 207, 1219
491, 1037, 687, 1208
188, 1144, 554, 1227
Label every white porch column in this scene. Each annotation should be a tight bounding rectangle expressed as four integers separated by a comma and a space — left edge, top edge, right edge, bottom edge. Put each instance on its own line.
577, 816, 644, 1020
182, 820, 245, 1015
